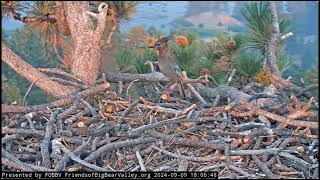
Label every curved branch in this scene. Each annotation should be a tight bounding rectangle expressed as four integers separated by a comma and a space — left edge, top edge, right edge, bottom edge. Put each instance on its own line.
38, 68, 83, 83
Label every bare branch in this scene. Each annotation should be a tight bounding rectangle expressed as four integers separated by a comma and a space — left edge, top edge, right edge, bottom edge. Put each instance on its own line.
2, 43, 75, 97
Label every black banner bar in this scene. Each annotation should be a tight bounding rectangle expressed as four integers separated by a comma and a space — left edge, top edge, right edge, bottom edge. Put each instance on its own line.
1, 171, 218, 179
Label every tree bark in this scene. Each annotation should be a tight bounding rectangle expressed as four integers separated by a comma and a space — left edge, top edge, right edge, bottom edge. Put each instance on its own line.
64, 2, 108, 85
266, 1, 281, 76
2, 43, 75, 98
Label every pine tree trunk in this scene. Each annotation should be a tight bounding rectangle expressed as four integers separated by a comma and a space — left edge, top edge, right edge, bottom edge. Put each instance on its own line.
64, 2, 102, 86
266, 1, 281, 76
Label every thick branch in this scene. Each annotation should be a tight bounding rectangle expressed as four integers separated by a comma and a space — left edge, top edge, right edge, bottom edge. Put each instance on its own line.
194, 84, 252, 102
2, 43, 75, 97
98, 72, 169, 83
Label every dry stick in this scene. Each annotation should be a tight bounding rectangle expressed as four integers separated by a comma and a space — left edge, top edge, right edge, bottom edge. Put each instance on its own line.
126, 79, 139, 99
55, 137, 92, 171
179, 104, 197, 117
224, 144, 231, 166
25, 112, 35, 129
116, 99, 141, 131
117, 81, 123, 96
2, 127, 45, 137
126, 115, 186, 137
23, 77, 45, 106
177, 159, 188, 171
186, 83, 206, 104
41, 110, 59, 168
2, 157, 32, 171
312, 167, 319, 179
50, 77, 89, 89
151, 145, 234, 162
38, 68, 82, 83
229, 148, 281, 156
56, 141, 110, 171
181, 71, 207, 104
251, 137, 278, 178
137, 104, 182, 115
2, 134, 19, 144
2, 149, 52, 171
106, 18, 117, 47
91, 137, 100, 165
148, 129, 225, 151
83, 137, 156, 163
228, 164, 250, 177
237, 101, 319, 128
80, 99, 97, 119
51, 138, 63, 164
64, 109, 90, 124
2, 83, 109, 113
145, 60, 156, 73
136, 151, 146, 171
226, 68, 236, 85
296, 84, 318, 98
127, 116, 232, 138
198, 163, 228, 171
121, 99, 140, 117
278, 152, 311, 169
213, 95, 220, 107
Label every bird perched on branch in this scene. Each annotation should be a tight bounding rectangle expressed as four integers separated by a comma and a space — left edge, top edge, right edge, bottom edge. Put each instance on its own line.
148, 36, 186, 98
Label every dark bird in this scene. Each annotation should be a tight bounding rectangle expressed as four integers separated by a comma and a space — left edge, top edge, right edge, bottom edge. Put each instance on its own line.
149, 36, 186, 98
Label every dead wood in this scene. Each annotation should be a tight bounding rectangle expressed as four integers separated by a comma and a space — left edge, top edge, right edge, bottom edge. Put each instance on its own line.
2, 72, 318, 178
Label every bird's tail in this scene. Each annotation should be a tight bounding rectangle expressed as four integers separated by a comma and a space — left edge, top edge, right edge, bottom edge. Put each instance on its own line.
178, 78, 186, 99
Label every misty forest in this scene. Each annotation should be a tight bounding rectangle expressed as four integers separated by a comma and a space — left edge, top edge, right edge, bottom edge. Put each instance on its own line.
1, 1, 319, 178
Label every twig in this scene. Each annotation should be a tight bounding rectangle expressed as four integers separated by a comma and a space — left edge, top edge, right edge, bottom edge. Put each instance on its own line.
251, 137, 278, 178
226, 68, 236, 85
117, 81, 123, 96
50, 77, 89, 89
151, 145, 239, 162
2, 149, 52, 171
2, 83, 109, 113
228, 164, 250, 177
144, 60, 155, 73
83, 137, 156, 163
126, 79, 139, 99
126, 115, 186, 137
64, 109, 90, 124
136, 151, 146, 171
296, 84, 318, 97
56, 140, 110, 171
278, 152, 311, 169
80, 99, 97, 119
280, 32, 293, 40
233, 101, 319, 129
38, 68, 83, 83
23, 77, 45, 106
181, 71, 206, 104
55, 137, 92, 171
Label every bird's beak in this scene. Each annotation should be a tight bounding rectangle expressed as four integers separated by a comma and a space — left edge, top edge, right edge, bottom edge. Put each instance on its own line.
148, 45, 155, 48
